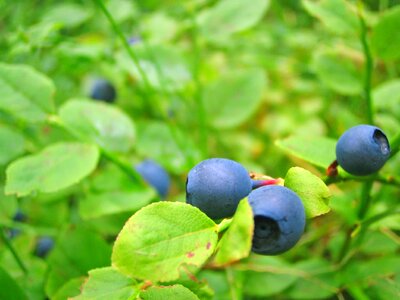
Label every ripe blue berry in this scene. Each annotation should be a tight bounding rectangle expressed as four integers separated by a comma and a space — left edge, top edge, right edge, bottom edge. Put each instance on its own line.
186, 158, 252, 219
35, 237, 54, 258
336, 125, 390, 176
135, 159, 171, 199
90, 79, 117, 103
248, 185, 305, 255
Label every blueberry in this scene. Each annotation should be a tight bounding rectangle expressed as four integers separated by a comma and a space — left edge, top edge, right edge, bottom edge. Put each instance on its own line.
186, 158, 252, 220
248, 185, 305, 255
135, 159, 171, 199
336, 125, 390, 176
12, 210, 27, 222
34, 237, 54, 258
90, 79, 117, 103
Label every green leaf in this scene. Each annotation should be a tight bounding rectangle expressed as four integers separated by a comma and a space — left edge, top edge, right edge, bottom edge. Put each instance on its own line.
0, 63, 55, 122
242, 257, 298, 297
0, 186, 17, 222
45, 227, 112, 298
41, 3, 91, 28
197, 0, 270, 41
141, 284, 200, 300
312, 51, 363, 95
0, 126, 25, 166
117, 45, 191, 91
79, 189, 155, 220
371, 6, 400, 60
373, 79, 400, 115
52, 277, 86, 300
72, 267, 138, 300
112, 202, 218, 282
0, 267, 28, 300
59, 100, 135, 153
136, 121, 201, 174
287, 259, 339, 299
284, 167, 331, 218
5, 142, 99, 197
275, 135, 336, 168
342, 256, 400, 285
302, 0, 359, 35
211, 199, 254, 266
203, 69, 267, 129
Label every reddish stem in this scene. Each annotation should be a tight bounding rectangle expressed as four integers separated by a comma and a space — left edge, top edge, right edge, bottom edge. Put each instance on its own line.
326, 160, 339, 177
251, 179, 281, 189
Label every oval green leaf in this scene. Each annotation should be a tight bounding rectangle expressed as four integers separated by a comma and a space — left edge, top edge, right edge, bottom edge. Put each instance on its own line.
275, 135, 336, 169
5, 142, 99, 197
0, 126, 25, 166
203, 69, 267, 129
371, 6, 400, 60
112, 202, 218, 282
197, 0, 270, 41
211, 199, 254, 267
141, 284, 200, 300
59, 99, 135, 153
284, 167, 331, 218
0, 63, 55, 122
312, 51, 363, 95
72, 267, 138, 300
302, 0, 359, 35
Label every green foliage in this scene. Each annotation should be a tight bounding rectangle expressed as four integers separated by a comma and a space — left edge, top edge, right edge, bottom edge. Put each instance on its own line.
0, 63, 55, 122
59, 100, 136, 153
203, 69, 267, 129
211, 199, 254, 266
0, 0, 399, 299
5, 143, 99, 197
275, 135, 336, 168
72, 267, 138, 300
112, 202, 218, 282
371, 5, 400, 60
197, 0, 271, 42
285, 167, 331, 218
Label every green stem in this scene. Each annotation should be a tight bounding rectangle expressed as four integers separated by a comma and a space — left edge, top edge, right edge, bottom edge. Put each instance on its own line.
324, 173, 400, 187
93, 0, 154, 113
188, 8, 208, 156
358, 4, 374, 124
337, 181, 373, 263
0, 227, 28, 275
358, 181, 373, 220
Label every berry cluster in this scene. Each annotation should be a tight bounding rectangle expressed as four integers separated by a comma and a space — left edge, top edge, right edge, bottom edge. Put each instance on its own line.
186, 158, 306, 255
185, 125, 391, 256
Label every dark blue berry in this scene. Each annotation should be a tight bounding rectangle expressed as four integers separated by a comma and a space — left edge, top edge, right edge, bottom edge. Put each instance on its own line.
135, 159, 171, 199
336, 125, 390, 176
35, 237, 54, 258
248, 185, 305, 255
90, 79, 117, 103
186, 158, 252, 220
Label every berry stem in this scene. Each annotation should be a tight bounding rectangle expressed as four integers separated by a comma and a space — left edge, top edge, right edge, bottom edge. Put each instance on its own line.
251, 179, 282, 189
357, 3, 374, 124
0, 226, 28, 275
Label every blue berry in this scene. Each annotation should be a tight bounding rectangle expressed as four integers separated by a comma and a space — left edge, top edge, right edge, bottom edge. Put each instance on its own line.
248, 185, 305, 255
135, 159, 171, 199
186, 158, 252, 219
336, 125, 390, 176
35, 237, 54, 258
90, 79, 117, 103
